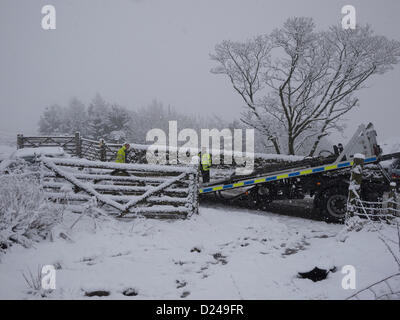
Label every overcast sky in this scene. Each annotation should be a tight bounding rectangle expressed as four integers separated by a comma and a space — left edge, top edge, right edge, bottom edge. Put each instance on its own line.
1, 0, 399, 143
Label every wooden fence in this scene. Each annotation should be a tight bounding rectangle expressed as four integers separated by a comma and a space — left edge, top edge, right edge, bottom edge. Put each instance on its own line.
17, 132, 129, 161
17, 132, 307, 173
41, 157, 199, 219
17, 133, 81, 157
346, 155, 399, 222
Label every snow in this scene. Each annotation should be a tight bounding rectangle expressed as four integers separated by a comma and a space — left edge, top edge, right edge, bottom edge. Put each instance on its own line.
10, 147, 66, 159
45, 192, 188, 204
0, 206, 398, 300
116, 142, 305, 163
0, 145, 15, 162
47, 157, 197, 174
0, 159, 14, 173
45, 172, 170, 183
1, 142, 399, 299
353, 153, 365, 160
381, 137, 400, 154
40, 156, 196, 217
122, 172, 188, 214
43, 181, 188, 195
41, 158, 126, 212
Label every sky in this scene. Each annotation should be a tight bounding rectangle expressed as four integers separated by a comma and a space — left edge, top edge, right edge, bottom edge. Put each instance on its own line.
0, 0, 399, 144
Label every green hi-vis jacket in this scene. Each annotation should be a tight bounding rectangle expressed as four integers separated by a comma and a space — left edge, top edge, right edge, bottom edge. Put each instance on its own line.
201, 153, 211, 171
116, 145, 127, 163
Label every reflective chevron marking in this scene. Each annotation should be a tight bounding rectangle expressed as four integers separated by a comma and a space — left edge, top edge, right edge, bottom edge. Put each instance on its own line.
199, 156, 377, 194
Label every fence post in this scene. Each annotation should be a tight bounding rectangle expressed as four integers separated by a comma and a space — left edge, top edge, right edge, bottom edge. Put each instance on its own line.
17, 134, 24, 149
346, 153, 365, 221
187, 156, 200, 216
99, 139, 106, 162
387, 182, 398, 217
75, 132, 82, 158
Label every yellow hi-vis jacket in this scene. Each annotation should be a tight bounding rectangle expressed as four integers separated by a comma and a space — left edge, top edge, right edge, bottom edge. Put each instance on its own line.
201, 153, 211, 171
116, 146, 127, 163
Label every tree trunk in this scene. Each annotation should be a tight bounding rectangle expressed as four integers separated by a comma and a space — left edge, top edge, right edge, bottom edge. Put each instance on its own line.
288, 137, 295, 155
308, 135, 324, 157
308, 123, 329, 157
271, 138, 281, 154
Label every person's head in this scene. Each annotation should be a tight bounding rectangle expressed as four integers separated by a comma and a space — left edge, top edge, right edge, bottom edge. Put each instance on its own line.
124, 143, 130, 150
201, 147, 207, 154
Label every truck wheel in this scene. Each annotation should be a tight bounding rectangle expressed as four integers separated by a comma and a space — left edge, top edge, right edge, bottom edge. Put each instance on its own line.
320, 187, 348, 223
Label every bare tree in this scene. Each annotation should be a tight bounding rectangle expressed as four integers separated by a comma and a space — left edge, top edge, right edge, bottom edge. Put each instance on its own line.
210, 35, 282, 153
211, 17, 400, 155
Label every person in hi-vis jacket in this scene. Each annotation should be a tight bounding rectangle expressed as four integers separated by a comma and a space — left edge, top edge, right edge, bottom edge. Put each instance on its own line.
200, 147, 211, 184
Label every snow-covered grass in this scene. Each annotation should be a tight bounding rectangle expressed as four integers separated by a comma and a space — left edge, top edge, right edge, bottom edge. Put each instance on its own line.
0, 205, 398, 300
0, 174, 62, 251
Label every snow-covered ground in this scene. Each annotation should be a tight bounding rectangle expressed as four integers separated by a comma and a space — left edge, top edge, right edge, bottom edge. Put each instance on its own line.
0, 145, 15, 162
0, 140, 399, 300
0, 205, 398, 300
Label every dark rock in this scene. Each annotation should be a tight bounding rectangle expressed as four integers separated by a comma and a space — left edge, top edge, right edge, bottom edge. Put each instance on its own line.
176, 280, 187, 289
298, 267, 336, 282
122, 288, 138, 296
85, 290, 110, 297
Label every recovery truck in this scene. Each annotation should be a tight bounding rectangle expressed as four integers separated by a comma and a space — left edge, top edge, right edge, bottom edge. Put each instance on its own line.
199, 123, 400, 222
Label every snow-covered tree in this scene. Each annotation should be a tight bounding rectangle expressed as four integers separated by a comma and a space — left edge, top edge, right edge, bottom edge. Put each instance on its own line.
127, 100, 231, 145
211, 17, 400, 155
38, 104, 65, 135
65, 97, 88, 136
87, 93, 110, 140
37, 96, 249, 152
106, 104, 133, 143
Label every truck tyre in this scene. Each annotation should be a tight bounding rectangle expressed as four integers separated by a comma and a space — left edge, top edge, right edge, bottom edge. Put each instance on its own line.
318, 186, 348, 223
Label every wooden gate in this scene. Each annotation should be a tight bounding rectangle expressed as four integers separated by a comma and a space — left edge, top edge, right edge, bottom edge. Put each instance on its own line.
41, 157, 199, 219
17, 133, 80, 156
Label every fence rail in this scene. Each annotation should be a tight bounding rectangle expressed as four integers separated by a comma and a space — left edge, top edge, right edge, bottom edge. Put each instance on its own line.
41, 157, 199, 219
17, 132, 310, 172
17, 132, 126, 162
17, 134, 78, 156
346, 155, 399, 222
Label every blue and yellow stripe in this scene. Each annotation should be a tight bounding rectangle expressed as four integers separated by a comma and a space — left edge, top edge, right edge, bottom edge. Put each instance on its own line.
199, 157, 377, 194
